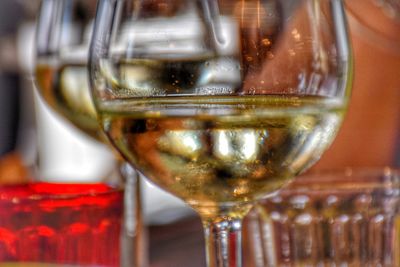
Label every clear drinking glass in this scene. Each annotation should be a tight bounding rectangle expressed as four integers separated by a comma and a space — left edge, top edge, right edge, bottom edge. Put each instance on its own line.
34, 0, 145, 266
244, 168, 400, 267
89, 0, 352, 266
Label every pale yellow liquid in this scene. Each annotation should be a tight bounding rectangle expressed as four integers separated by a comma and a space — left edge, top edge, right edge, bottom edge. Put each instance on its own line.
35, 63, 99, 140
99, 95, 344, 216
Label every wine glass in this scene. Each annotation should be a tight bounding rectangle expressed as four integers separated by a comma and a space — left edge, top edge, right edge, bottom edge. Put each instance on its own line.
89, 0, 352, 266
35, 0, 100, 140
34, 0, 145, 266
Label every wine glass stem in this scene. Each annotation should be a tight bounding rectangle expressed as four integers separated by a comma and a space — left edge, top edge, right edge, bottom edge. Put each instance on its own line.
119, 162, 148, 267
203, 218, 243, 267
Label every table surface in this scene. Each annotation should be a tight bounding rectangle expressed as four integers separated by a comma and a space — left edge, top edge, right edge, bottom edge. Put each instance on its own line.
149, 216, 205, 267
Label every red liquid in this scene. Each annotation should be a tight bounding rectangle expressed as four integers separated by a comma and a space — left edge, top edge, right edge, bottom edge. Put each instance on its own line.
0, 182, 123, 266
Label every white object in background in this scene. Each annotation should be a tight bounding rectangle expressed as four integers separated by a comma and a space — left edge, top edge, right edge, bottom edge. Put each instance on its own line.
34, 89, 117, 183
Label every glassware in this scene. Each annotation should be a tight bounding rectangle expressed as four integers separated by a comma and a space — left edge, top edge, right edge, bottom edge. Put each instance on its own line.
35, 0, 102, 141
0, 181, 123, 266
244, 168, 400, 267
89, 0, 352, 266
34, 0, 145, 266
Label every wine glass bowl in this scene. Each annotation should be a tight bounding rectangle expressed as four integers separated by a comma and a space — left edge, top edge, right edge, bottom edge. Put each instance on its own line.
34, 1, 144, 266
91, 0, 351, 214
35, 0, 99, 140
90, 0, 352, 266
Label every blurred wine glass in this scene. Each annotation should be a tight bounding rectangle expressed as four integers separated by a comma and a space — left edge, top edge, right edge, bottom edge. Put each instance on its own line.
0, 1, 132, 266
35, 0, 100, 141
34, 0, 145, 266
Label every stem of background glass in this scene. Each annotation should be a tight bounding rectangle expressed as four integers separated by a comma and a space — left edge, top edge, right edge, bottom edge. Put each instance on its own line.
202, 216, 243, 267
119, 162, 147, 267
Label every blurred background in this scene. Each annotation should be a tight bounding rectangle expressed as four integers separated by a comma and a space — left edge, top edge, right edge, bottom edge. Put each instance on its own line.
0, 1, 399, 266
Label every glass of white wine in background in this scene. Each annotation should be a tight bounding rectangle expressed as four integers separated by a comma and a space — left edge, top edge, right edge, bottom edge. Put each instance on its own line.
33, 0, 144, 266
89, 0, 352, 266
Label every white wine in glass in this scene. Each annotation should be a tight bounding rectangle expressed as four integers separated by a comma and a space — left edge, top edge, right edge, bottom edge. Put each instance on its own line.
34, 0, 144, 266
99, 95, 344, 217
90, 0, 352, 266
36, 62, 99, 139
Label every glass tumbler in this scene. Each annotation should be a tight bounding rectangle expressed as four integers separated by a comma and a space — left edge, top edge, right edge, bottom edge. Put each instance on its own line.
244, 168, 400, 267
0, 181, 123, 266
